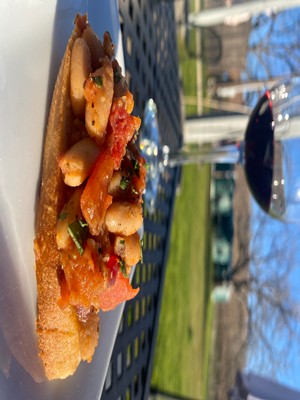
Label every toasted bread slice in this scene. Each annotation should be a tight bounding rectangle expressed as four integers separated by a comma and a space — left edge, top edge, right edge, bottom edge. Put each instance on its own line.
34, 15, 99, 380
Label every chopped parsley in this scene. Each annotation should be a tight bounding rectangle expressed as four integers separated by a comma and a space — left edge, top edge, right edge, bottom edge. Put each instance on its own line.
67, 219, 88, 256
114, 70, 122, 83
92, 75, 103, 87
120, 176, 130, 190
119, 259, 127, 277
132, 159, 140, 177
58, 211, 68, 221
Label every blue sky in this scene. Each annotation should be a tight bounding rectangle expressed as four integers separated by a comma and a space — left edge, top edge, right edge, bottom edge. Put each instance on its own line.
242, 7, 300, 391
243, 9, 300, 107
246, 200, 300, 391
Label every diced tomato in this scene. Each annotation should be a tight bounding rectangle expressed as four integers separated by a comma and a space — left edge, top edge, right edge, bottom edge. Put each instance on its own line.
81, 151, 114, 236
106, 254, 120, 284
60, 239, 106, 310
59, 240, 139, 312
107, 105, 141, 170
98, 271, 139, 312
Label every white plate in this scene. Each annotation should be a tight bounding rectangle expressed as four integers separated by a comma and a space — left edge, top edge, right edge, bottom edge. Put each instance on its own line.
0, 1, 127, 398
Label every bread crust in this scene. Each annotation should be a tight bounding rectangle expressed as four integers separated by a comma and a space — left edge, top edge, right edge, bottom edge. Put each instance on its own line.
34, 15, 99, 380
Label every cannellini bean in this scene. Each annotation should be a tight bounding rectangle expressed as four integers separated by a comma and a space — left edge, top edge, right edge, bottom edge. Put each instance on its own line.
84, 57, 114, 142
108, 171, 123, 196
59, 137, 100, 187
114, 233, 141, 266
105, 202, 143, 236
70, 38, 92, 118
56, 188, 83, 249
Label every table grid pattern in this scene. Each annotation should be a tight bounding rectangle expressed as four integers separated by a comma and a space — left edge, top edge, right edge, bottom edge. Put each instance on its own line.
101, 1, 182, 399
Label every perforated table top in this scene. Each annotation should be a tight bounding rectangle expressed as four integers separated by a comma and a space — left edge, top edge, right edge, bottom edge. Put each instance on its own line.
101, 1, 182, 399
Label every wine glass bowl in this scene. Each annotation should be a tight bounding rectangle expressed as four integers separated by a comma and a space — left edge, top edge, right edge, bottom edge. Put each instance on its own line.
139, 99, 169, 214
244, 76, 300, 222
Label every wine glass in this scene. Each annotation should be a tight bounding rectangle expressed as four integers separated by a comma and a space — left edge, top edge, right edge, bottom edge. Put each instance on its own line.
140, 77, 300, 223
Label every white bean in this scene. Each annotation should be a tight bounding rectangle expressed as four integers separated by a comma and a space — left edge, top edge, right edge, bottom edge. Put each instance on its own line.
105, 202, 143, 236
114, 233, 141, 266
84, 57, 114, 142
108, 171, 123, 196
59, 137, 100, 187
56, 188, 83, 249
70, 37, 92, 118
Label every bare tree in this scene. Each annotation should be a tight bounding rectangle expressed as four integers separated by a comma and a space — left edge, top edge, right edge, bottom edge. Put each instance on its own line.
211, 9, 300, 106
228, 202, 300, 377
244, 9, 300, 106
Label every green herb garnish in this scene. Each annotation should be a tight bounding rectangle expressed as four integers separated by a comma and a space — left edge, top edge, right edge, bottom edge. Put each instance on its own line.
132, 159, 140, 177
120, 176, 130, 190
59, 211, 68, 221
67, 219, 88, 256
92, 75, 103, 87
119, 259, 127, 277
114, 70, 122, 83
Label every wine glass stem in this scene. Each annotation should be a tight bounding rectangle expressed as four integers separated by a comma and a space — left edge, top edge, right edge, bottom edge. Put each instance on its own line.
165, 145, 241, 168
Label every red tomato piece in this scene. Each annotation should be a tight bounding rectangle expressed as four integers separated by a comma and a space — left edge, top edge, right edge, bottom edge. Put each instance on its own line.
98, 271, 139, 312
60, 240, 106, 310
106, 254, 120, 284
81, 150, 114, 236
108, 105, 141, 170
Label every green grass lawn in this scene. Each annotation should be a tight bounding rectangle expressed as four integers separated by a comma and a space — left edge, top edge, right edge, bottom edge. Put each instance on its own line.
151, 164, 214, 399
178, 31, 198, 116
150, 2, 214, 397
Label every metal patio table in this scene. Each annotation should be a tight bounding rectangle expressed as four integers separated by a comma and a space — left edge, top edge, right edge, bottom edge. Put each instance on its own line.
101, 1, 183, 399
